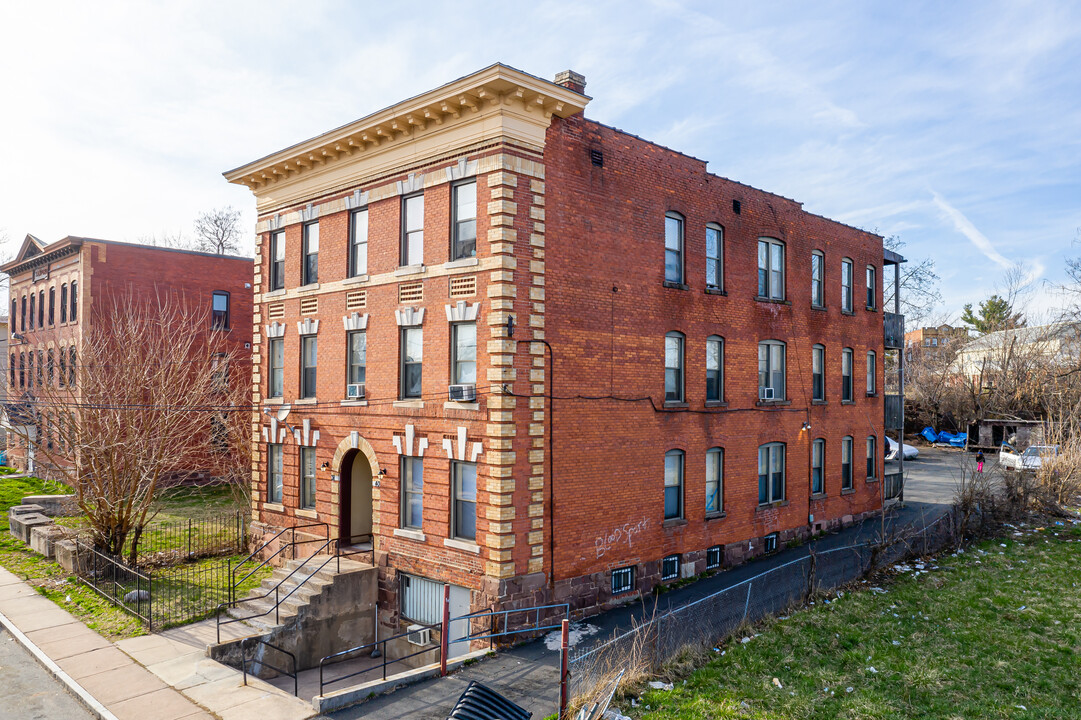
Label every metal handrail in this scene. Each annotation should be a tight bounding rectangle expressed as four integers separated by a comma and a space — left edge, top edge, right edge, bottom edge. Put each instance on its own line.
230, 522, 330, 603
241, 636, 298, 697
318, 621, 442, 695
447, 602, 570, 646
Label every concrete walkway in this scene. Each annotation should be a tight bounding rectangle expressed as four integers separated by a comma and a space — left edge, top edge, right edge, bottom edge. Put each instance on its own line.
0, 566, 319, 720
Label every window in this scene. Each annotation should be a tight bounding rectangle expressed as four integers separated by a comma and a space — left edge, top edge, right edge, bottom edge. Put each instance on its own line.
58, 349, 65, 388
866, 351, 876, 395
758, 341, 786, 401
268, 444, 283, 503
68, 347, 76, 386
46, 349, 54, 386
20, 295, 25, 331
706, 336, 723, 402
8, 353, 13, 388
350, 208, 368, 277
48, 287, 54, 326
28, 293, 34, 330
706, 447, 723, 514
842, 436, 853, 490
664, 332, 684, 402
401, 574, 442, 624
38, 290, 44, 328
611, 566, 634, 595
452, 461, 477, 541
812, 438, 825, 495
300, 447, 316, 509
764, 532, 779, 553
401, 327, 422, 398
705, 223, 723, 289
452, 322, 476, 385
60, 284, 67, 323
452, 180, 477, 260
706, 546, 722, 570
812, 344, 825, 402
842, 348, 853, 402
664, 449, 683, 520
811, 250, 824, 307
211, 353, 229, 393
661, 554, 679, 581
348, 331, 366, 386
18, 352, 24, 389
300, 335, 317, 399
36, 350, 43, 387
10, 299, 15, 327
70, 281, 77, 322
268, 338, 284, 398
211, 291, 230, 330
401, 456, 424, 529
758, 442, 785, 504
866, 265, 876, 309
664, 212, 683, 284
269, 231, 285, 291
757, 238, 785, 300
867, 436, 877, 479
401, 193, 424, 266
841, 259, 853, 312
931, 337, 938, 347
27, 352, 33, 388
302, 221, 319, 285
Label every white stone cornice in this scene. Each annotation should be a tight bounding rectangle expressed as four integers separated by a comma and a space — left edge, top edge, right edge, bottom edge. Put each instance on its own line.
265, 322, 286, 338
445, 301, 479, 323
297, 318, 319, 335
343, 313, 369, 331
395, 307, 424, 327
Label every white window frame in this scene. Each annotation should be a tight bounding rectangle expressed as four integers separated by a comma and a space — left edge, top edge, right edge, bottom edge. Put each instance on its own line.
758, 442, 786, 504
706, 335, 723, 403
866, 265, 876, 310
401, 192, 424, 266
268, 337, 284, 398
300, 335, 318, 399
350, 208, 368, 277
348, 330, 366, 386
270, 231, 285, 291
664, 449, 684, 520
758, 340, 786, 401
706, 447, 723, 515
866, 350, 876, 395
664, 212, 684, 284
300, 446, 316, 509
451, 180, 477, 260
841, 436, 854, 490
401, 456, 424, 530
302, 221, 319, 286
451, 461, 477, 541
706, 546, 722, 570
812, 438, 825, 495
812, 344, 825, 402
706, 222, 723, 290
867, 435, 877, 480
665, 332, 684, 403
841, 258, 853, 312
268, 443, 283, 503
841, 348, 853, 402
400, 327, 423, 399
811, 250, 825, 307
757, 238, 785, 300
452, 322, 477, 385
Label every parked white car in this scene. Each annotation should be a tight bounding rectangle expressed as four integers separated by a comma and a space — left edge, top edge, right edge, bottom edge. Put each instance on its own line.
998, 444, 1059, 472
885, 436, 919, 461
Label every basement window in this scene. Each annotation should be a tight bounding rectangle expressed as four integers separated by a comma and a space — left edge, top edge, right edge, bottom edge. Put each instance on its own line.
764, 532, 779, 554
611, 566, 634, 595
706, 545, 722, 570
661, 554, 680, 581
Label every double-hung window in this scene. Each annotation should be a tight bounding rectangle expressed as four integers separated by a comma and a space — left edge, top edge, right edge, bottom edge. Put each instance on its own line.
664, 449, 684, 520
20, 295, 25, 331
758, 442, 785, 504
38, 290, 44, 327
866, 265, 876, 309
268, 444, 283, 503
60, 284, 68, 323
866, 351, 876, 395
302, 221, 319, 285
705, 223, 723, 289
867, 436, 877, 480
812, 438, 825, 495
664, 332, 684, 402
452, 461, 477, 541
452, 322, 476, 385
70, 281, 77, 322
842, 348, 853, 402
757, 238, 785, 299
348, 331, 366, 386
28, 294, 34, 330
401, 456, 424, 529
300, 446, 316, 509
812, 344, 825, 402
269, 231, 285, 290
211, 291, 229, 330
811, 250, 825, 307
300, 335, 318, 399
58, 349, 66, 388
268, 338, 284, 398
841, 436, 853, 490
452, 181, 477, 260
401, 327, 422, 399
401, 193, 424, 266
350, 208, 368, 277
841, 258, 853, 312
706, 447, 723, 514
68, 348, 76, 386
706, 336, 723, 402
758, 340, 785, 401
664, 212, 683, 284
48, 287, 54, 326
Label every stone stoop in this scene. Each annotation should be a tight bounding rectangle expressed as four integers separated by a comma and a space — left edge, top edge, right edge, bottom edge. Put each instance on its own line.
210, 551, 377, 675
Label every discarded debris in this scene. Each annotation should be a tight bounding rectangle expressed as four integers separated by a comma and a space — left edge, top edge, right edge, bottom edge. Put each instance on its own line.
772, 677, 783, 689
648, 681, 673, 691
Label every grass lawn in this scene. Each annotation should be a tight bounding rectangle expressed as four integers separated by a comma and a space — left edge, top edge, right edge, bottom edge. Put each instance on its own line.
623, 522, 1081, 719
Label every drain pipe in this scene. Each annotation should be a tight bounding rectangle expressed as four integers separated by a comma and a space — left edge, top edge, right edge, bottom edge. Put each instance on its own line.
370, 602, 381, 658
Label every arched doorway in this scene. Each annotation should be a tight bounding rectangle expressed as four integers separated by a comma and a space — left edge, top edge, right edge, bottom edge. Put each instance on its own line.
339, 449, 373, 545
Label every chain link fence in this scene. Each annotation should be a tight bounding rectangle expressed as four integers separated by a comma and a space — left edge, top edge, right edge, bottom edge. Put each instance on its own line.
568, 510, 957, 705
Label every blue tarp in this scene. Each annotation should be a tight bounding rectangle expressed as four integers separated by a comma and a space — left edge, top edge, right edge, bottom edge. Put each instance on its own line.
920, 427, 938, 443
921, 427, 967, 447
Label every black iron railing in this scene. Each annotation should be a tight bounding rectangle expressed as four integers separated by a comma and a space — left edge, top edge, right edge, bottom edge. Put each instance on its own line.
241, 637, 298, 696
318, 621, 442, 695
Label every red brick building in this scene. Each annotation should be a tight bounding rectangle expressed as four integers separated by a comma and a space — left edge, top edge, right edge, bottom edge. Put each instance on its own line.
225, 65, 901, 632
1, 235, 253, 474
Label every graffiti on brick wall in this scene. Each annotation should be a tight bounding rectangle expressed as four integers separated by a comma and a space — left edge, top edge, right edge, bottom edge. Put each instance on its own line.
595, 518, 649, 558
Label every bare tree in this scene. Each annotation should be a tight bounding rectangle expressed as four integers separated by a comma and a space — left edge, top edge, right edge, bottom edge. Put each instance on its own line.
139, 229, 189, 249
7, 295, 250, 564
883, 235, 943, 328
193, 207, 242, 255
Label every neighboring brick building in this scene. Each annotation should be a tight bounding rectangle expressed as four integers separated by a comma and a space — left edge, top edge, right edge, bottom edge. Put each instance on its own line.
905, 324, 968, 355
225, 64, 901, 634
1, 234, 253, 474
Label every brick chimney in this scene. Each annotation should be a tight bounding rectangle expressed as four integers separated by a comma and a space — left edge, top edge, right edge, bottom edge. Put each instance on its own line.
554, 70, 586, 94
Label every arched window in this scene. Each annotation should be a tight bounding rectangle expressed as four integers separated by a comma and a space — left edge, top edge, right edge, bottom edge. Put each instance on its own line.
706, 336, 724, 402
664, 212, 684, 284
664, 449, 684, 520
811, 250, 825, 307
705, 223, 723, 290
812, 344, 825, 401
706, 447, 723, 514
841, 348, 854, 402
665, 331, 685, 403
841, 258, 854, 312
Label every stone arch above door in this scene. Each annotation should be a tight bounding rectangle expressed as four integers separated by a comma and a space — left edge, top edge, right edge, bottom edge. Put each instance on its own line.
332, 431, 380, 476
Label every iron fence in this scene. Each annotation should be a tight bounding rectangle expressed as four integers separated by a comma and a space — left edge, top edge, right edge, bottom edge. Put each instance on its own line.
70, 510, 246, 565
567, 510, 957, 703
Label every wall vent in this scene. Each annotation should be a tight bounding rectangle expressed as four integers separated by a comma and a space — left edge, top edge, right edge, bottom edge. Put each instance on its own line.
300, 297, 318, 316
346, 290, 367, 311
399, 281, 424, 304
732, 199, 741, 215
267, 302, 285, 321
590, 148, 604, 167
449, 275, 477, 298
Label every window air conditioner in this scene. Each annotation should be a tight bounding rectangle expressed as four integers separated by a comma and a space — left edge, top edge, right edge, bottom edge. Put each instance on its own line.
406, 624, 432, 646
448, 384, 476, 402
760, 387, 775, 401
346, 383, 365, 399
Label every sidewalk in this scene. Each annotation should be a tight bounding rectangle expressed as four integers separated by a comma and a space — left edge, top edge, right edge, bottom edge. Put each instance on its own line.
0, 566, 319, 720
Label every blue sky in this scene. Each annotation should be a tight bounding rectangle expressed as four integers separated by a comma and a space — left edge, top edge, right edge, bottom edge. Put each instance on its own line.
1, 0, 1079, 320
